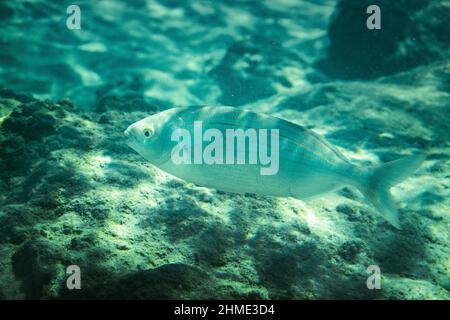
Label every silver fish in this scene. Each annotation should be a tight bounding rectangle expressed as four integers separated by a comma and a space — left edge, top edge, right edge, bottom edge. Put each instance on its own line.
124, 106, 425, 229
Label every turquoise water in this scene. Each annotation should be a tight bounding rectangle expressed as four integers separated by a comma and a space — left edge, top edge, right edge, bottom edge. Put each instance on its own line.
0, 0, 334, 108
0, 0, 449, 299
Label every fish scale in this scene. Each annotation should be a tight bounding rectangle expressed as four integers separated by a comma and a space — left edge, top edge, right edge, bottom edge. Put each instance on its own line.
125, 106, 426, 229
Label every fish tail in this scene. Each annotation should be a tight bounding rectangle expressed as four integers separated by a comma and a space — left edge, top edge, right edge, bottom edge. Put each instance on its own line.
357, 153, 426, 229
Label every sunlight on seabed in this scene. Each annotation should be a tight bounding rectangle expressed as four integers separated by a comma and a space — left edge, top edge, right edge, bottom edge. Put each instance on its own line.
295, 201, 335, 234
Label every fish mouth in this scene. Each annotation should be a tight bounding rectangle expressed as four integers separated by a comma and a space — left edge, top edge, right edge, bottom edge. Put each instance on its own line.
124, 128, 134, 147
124, 128, 130, 138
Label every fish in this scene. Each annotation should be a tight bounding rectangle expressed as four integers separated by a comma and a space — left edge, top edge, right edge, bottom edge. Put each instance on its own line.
124, 106, 426, 229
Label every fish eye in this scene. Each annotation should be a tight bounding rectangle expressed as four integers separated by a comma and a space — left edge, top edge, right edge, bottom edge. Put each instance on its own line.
143, 128, 154, 138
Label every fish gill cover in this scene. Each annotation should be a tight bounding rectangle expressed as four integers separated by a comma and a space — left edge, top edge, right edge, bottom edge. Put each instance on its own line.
0, 0, 448, 300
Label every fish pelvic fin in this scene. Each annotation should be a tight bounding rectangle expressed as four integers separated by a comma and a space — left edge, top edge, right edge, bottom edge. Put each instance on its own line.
358, 153, 426, 229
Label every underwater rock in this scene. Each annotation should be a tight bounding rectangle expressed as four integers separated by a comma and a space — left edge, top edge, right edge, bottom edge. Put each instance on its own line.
2, 101, 57, 140
210, 36, 307, 106
0, 93, 99, 185
193, 223, 235, 267
69, 234, 97, 251
0, 84, 448, 299
116, 263, 211, 299
0, 87, 35, 104
383, 276, 449, 299
338, 240, 365, 262
276, 84, 339, 112
317, 0, 450, 79
336, 204, 360, 222
0, 206, 37, 245
95, 95, 160, 114
11, 239, 63, 299
0, 0, 447, 300
210, 39, 277, 106
76, 263, 214, 299
258, 60, 450, 152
